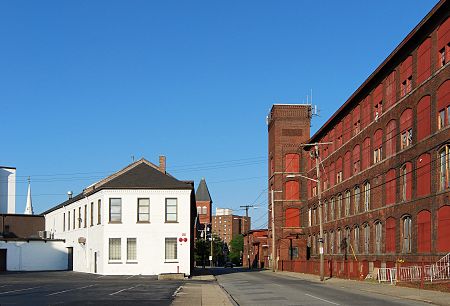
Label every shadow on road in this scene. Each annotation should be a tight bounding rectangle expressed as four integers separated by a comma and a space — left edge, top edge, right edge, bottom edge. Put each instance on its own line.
194, 266, 266, 276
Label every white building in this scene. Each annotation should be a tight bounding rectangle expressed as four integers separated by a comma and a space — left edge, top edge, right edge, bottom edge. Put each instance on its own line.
216, 207, 233, 216
43, 157, 195, 276
0, 166, 16, 214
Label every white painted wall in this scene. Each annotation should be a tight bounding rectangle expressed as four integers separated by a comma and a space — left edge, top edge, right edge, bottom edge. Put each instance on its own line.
45, 188, 192, 276
0, 167, 16, 214
0, 240, 67, 271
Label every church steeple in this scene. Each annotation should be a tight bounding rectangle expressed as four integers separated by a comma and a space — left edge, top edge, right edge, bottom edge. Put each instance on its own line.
24, 177, 34, 215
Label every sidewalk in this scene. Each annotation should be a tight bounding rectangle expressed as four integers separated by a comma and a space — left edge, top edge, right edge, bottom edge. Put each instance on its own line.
171, 269, 235, 306
270, 270, 450, 306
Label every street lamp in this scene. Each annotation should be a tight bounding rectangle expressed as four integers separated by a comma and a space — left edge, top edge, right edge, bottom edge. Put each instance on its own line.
286, 144, 325, 282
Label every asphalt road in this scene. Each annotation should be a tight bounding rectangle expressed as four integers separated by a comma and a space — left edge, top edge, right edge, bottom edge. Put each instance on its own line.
213, 268, 431, 306
0, 271, 182, 305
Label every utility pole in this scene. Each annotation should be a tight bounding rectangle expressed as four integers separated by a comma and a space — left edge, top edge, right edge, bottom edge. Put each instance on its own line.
240, 204, 253, 268
270, 189, 282, 272
314, 144, 325, 282
210, 235, 213, 267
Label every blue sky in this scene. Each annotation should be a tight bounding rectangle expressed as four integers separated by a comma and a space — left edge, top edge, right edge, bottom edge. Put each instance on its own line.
0, 0, 439, 227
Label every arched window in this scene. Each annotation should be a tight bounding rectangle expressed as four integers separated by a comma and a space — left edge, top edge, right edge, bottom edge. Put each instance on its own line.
330, 231, 335, 254
353, 145, 361, 174
345, 190, 351, 216
344, 151, 351, 180
285, 153, 300, 173
330, 197, 335, 220
354, 186, 360, 214
417, 96, 431, 141
385, 169, 396, 205
373, 129, 383, 164
373, 83, 383, 118
337, 194, 343, 219
363, 223, 370, 254
197, 206, 202, 215
400, 56, 413, 96
363, 181, 370, 211
336, 157, 343, 184
324, 231, 328, 254
386, 120, 397, 157
437, 206, 450, 252
438, 145, 449, 191
353, 104, 361, 135
417, 153, 431, 196
437, 17, 450, 67
402, 216, 412, 253
437, 80, 450, 130
353, 226, 360, 253
375, 221, 382, 254
285, 180, 300, 200
386, 217, 396, 253
329, 162, 335, 187
202, 206, 207, 215
345, 227, 351, 255
417, 38, 431, 84
362, 137, 371, 169
417, 210, 431, 253
400, 109, 413, 149
337, 229, 342, 254
400, 162, 412, 201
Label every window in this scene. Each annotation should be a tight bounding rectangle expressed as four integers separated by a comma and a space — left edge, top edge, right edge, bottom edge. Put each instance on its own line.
330, 231, 335, 254
98, 199, 102, 225
400, 163, 412, 201
375, 222, 382, 254
289, 247, 298, 259
373, 83, 383, 118
362, 138, 371, 169
127, 238, 137, 261
90, 202, 94, 226
63, 213, 65, 231
137, 198, 150, 222
353, 226, 360, 253
330, 197, 335, 220
308, 208, 312, 227
401, 129, 413, 149
312, 208, 317, 226
437, 81, 449, 130
78, 207, 82, 228
312, 186, 317, 197
285, 180, 300, 200
84, 205, 87, 228
336, 171, 343, 184
386, 217, 396, 253
400, 109, 413, 150
373, 129, 382, 164
109, 238, 121, 261
285, 208, 300, 227
439, 109, 446, 129
353, 145, 360, 174
417, 96, 431, 141
354, 186, 360, 214
437, 206, 450, 252
402, 216, 412, 253
324, 232, 328, 254
439, 145, 450, 191
202, 206, 207, 215
439, 47, 446, 67
285, 153, 300, 173
363, 182, 370, 211
165, 198, 178, 222
400, 56, 413, 97
345, 190, 350, 216
323, 200, 328, 223
337, 229, 341, 254
417, 153, 431, 196
386, 120, 397, 157
401, 76, 412, 96
386, 169, 396, 205
337, 194, 342, 219
363, 224, 370, 254
417, 211, 431, 253
109, 198, 122, 223
197, 206, 201, 215
165, 238, 178, 260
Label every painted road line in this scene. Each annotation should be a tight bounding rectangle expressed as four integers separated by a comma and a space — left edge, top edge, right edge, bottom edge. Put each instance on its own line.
0, 287, 41, 295
47, 284, 95, 296
109, 285, 140, 296
126, 275, 136, 279
305, 293, 340, 305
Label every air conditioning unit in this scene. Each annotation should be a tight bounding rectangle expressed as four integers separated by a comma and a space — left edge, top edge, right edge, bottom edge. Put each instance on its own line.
38, 230, 50, 239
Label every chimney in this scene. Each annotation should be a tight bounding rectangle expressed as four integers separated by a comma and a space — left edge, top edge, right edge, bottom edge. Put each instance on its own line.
159, 156, 166, 174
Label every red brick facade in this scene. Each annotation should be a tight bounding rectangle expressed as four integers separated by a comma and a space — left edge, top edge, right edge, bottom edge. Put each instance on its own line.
267, 1, 450, 278
243, 229, 269, 269
212, 214, 250, 245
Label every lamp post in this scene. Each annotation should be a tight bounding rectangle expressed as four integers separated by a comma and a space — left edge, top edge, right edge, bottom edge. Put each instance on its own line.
286, 144, 325, 281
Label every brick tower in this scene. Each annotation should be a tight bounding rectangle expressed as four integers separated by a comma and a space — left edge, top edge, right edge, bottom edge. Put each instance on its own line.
267, 104, 311, 268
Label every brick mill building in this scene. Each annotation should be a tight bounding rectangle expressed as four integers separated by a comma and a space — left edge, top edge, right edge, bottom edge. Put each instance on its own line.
212, 208, 250, 245
267, 0, 450, 278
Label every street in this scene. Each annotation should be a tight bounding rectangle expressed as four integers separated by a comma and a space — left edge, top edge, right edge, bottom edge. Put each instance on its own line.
213, 268, 432, 306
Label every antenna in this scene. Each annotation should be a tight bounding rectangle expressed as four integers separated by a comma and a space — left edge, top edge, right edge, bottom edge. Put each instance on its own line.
131, 155, 135, 162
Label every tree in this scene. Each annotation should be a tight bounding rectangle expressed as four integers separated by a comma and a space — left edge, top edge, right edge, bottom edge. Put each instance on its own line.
229, 234, 244, 265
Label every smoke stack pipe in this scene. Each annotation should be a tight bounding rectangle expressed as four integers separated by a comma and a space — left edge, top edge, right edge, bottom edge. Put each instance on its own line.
159, 156, 166, 174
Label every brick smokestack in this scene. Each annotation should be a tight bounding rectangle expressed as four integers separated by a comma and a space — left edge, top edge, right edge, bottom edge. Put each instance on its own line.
159, 156, 166, 174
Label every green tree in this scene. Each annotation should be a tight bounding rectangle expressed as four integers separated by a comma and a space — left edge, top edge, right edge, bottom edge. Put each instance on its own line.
229, 234, 244, 265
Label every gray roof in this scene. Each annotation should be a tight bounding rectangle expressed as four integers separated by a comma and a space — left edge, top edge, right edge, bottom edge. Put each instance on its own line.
42, 158, 193, 215
195, 178, 212, 202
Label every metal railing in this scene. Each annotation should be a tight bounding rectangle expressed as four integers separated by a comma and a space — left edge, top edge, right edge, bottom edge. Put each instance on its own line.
397, 253, 450, 283
377, 267, 396, 284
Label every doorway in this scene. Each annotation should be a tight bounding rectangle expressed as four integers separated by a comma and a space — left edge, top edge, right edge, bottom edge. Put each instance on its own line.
67, 247, 73, 271
0, 249, 6, 271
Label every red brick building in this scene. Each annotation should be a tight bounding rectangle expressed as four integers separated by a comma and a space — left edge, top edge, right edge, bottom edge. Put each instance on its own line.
268, 0, 450, 278
267, 104, 311, 269
212, 213, 250, 245
196, 178, 212, 224
243, 229, 269, 269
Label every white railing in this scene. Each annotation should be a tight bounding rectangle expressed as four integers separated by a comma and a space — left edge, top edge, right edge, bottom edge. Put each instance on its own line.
397, 253, 450, 283
377, 267, 396, 284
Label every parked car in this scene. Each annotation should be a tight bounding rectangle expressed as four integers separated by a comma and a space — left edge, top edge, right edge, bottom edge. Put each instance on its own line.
224, 262, 234, 268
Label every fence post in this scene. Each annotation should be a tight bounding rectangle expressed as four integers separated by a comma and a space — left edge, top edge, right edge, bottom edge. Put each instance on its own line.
420, 260, 424, 289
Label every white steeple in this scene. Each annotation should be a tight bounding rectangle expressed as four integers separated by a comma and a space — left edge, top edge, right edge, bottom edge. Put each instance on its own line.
24, 177, 34, 215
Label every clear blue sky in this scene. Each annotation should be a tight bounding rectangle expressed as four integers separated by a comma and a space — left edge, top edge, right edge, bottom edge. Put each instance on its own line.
0, 0, 439, 227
